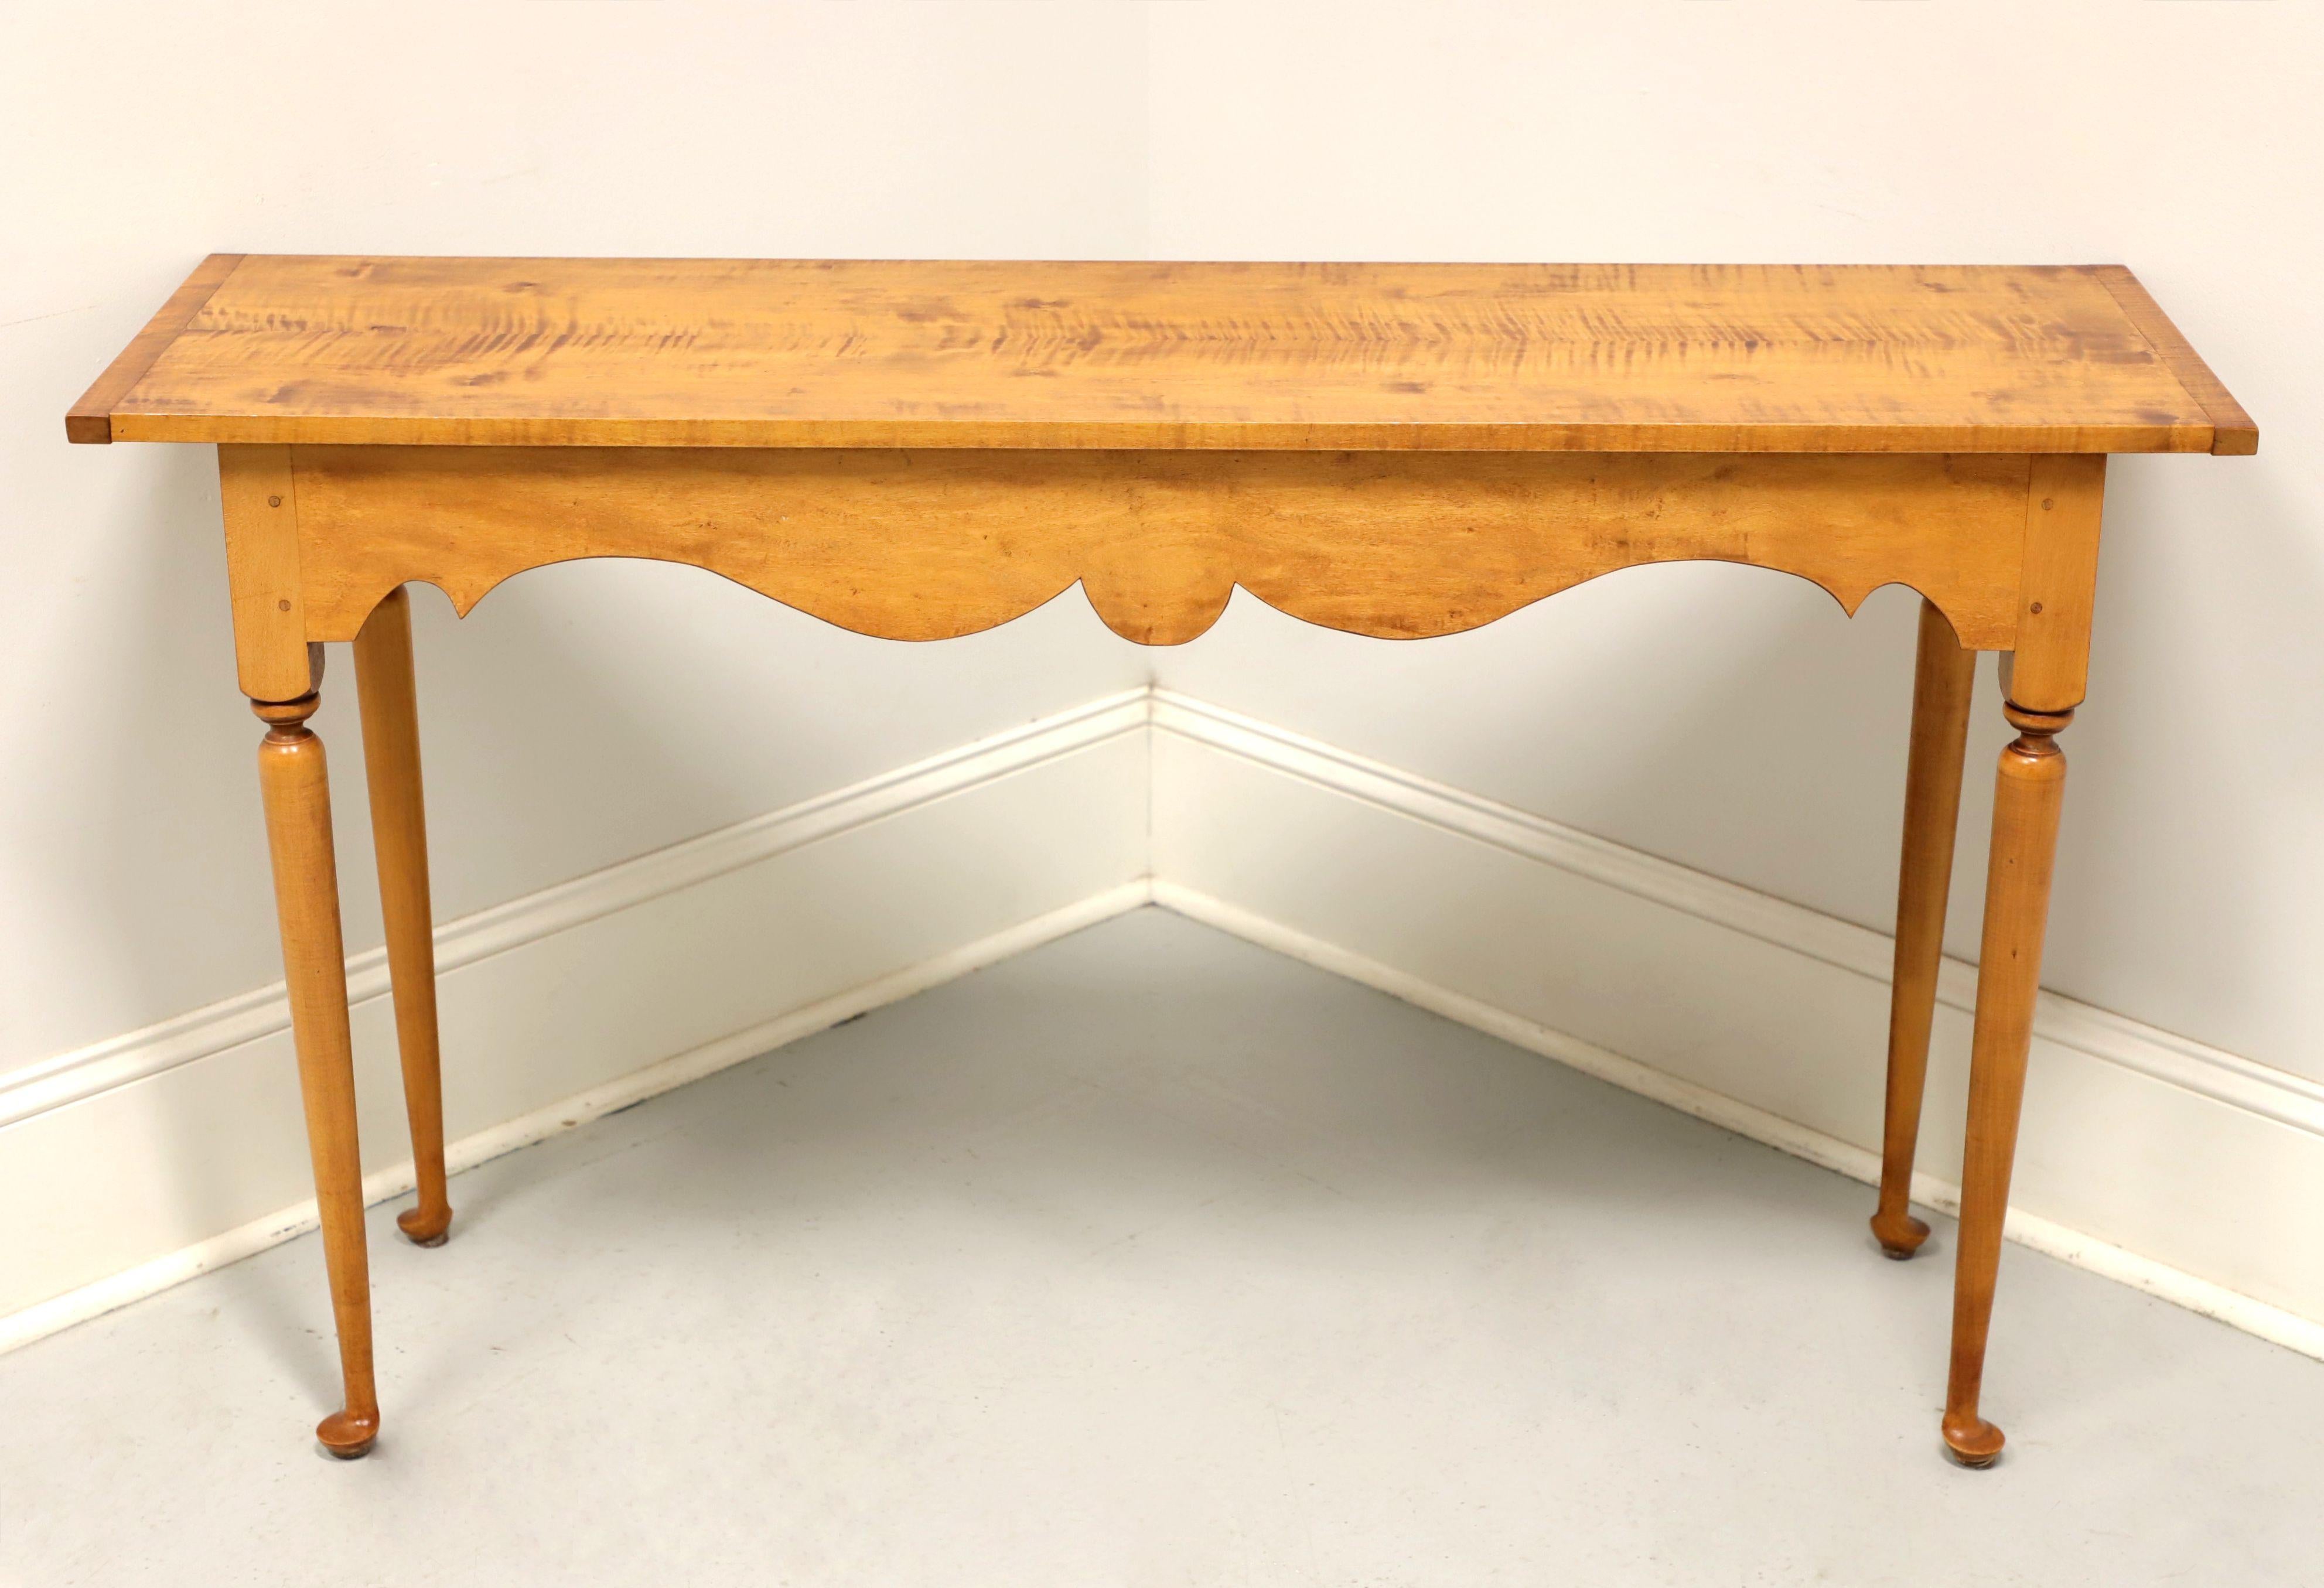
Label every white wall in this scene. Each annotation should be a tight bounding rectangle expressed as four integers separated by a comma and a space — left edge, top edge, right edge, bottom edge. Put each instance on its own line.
1145, 1, 2324, 1084
4, 3, 2319, 1307
1, 1, 1157, 1071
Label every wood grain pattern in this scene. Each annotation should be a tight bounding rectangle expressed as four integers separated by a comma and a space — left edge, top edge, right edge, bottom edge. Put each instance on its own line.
2093, 267, 2257, 455
283, 446, 2034, 654
76, 258, 2244, 454
67, 255, 2258, 1466
217, 444, 313, 702
64, 253, 244, 443
2008, 454, 2108, 713
1871, 600, 1977, 1259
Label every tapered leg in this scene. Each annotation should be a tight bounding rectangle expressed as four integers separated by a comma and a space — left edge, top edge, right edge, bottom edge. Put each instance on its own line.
1870, 601, 1977, 1258
254, 687, 380, 1458
354, 587, 453, 1247
1940, 699, 2070, 1467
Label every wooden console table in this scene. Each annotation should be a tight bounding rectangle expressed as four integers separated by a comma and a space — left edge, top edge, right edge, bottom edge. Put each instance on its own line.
69, 258, 2254, 1466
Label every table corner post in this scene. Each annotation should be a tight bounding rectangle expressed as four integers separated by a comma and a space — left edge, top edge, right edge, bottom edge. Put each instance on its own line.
225, 443, 382, 1457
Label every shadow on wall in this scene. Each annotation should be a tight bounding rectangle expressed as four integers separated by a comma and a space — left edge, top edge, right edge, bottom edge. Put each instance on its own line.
1184, 558, 1958, 936
21, 445, 266, 1064
2052, 455, 2324, 1070
1155, 563, 2033, 1172
104, 544, 1148, 1377
1349, 569, 1940, 1094
47, 544, 894, 1377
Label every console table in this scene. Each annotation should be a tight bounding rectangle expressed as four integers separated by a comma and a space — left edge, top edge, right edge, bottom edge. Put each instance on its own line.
68, 257, 2254, 1466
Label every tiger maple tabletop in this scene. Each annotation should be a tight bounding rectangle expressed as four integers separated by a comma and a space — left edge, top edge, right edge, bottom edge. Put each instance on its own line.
69, 255, 2254, 1467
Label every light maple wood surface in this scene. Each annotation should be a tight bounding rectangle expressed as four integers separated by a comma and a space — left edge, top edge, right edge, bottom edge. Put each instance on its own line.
252, 685, 378, 1459
62, 253, 244, 445
62, 255, 2261, 1467
1871, 600, 1978, 1259
352, 589, 453, 1249
1943, 698, 2073, 1468
70, 257, 2253, 454
216, 445, 310, 702
280, 445, 2030, 653
2008, 453, 2111, 713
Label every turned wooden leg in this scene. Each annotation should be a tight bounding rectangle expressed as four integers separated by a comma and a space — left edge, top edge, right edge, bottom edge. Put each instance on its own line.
354, 587, 453, 1247
255, 685, 381, 1459
1940, 698, 2070, 1467
1870, 600, 1977, 1258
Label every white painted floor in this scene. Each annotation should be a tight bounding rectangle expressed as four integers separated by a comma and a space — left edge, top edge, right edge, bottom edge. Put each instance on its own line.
4, 909, 2320, 1584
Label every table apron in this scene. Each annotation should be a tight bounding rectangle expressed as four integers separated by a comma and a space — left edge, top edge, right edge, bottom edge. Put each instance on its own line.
217, 445, 2076, 699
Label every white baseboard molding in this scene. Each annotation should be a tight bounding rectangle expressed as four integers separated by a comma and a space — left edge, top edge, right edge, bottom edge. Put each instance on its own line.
13, 681, 2324, 1367
0, 882, 1149, 1357
0, 693, 1151, 1344
1, 690, 1150, 1131
1149, 689, 2324, 1355
1154, 883, 2324, 1362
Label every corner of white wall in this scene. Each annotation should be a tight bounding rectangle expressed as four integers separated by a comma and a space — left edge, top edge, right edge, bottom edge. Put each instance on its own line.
1144, 688, 2324, 1358
0, 691, 1152, 1348
9, 681, 2321, 1368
